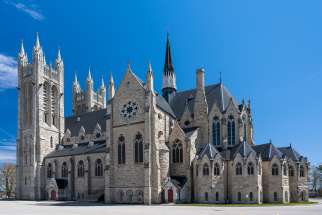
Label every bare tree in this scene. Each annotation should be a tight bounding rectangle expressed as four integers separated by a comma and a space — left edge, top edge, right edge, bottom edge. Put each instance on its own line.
0, 163, 16, 198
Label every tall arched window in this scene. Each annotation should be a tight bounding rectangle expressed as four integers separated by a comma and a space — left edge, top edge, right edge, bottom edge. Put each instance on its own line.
236, 162, 242, 175
51, 86, 58, 127
118, 135, 126, 164
134, 133, 143, 163
77, 160, 84, 177
272, 163, 279, 176
212, 116, 221, 146
172, 140, 183, 163
247, 162, 254, 175
289, 166, 294, 177
61, 162, 68, 178
243, 122, 247, 142
283, 163, 287, 176
47, 163, 52, 178
50, 136, 53, 148
95, 159, 103, 176
227, 115, 235, 146
43, 81, 50, 124
300, 165, 305, 177
214, 163, 220, 176
203, 163, 209, 176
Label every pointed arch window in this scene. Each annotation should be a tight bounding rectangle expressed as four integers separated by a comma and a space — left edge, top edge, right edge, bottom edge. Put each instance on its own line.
95, 159, 103, 176
227, 115, 235, 146
51, 85, 58, 127
172, 140, 183, 163
214, 163, 220, 176
236, 162, 242, 175
203, 163, 209, 176
289, 166, 294, 177
77, 160, 84, 177
283, 163, 288, 176
43, 81, 50, 124
272, 163, 279, 176
118, 135, 126, 164
212, 116, 221, 146
247, 162, 254, 175
134, 133, 143, 163
300, 165, 305, 177
47, 163, 52, 178
61, 162, 68, 178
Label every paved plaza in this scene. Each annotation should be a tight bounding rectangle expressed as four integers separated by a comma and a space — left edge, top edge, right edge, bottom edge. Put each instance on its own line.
0, 199, 321, 215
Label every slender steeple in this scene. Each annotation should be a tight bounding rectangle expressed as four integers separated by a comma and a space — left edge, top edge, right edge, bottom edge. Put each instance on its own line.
18, 40, 27, 65
146, 62, 154, 92
108, 73, 115, 100
162, 33, 176, 103
19, 40, 25, 58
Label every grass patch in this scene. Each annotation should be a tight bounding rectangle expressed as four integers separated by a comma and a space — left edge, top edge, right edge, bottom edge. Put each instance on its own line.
177, 201, 317, 207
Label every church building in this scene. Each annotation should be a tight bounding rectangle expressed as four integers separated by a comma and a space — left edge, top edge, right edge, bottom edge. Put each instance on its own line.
16, 33, 309, 204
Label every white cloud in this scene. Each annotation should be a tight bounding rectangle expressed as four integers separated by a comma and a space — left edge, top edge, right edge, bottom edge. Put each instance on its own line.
0, 54, 17, 91
3, 0, 44, 21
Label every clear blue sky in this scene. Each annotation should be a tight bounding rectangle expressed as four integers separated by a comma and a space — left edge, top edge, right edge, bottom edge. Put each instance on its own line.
0, 0, 321, 165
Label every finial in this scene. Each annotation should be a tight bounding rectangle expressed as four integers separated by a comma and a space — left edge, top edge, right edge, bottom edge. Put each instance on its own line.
219, 72, 222, 84
43, 54, 46, 65
87, 67, 92, 80
101, 76, 105, 88
35, 32, 40, 49
56, 48, 62, 62
74, 72, 78, 84
19, 39, 25, 57
109, 72, 114, 84
148, 62, 152, 73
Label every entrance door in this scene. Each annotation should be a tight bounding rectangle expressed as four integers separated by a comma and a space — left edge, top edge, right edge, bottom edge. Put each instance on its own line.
50, 190, 57, 200
168, 189, 173, 203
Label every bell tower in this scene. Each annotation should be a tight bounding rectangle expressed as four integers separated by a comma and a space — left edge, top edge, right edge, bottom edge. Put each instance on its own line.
16, 33, 65, 200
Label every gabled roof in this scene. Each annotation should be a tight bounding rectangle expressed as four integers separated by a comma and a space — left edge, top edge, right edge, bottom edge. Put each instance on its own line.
170, 83, 238, 119
252, 143, 283, 161
156, 94, 176, 118
65, 109, 108, 137
278, 146, 304, 162
182, 127, 199, 138
197, 143, 221, 160
230, 141, 257, 159
45, 141, 106, 158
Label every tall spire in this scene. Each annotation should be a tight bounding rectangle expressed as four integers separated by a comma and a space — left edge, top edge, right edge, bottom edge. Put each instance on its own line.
73, 72, 78, 85
146, 62, 154, 92
164, 33, 174, 76
56, 48, 62, 62
162, 33, 176, 103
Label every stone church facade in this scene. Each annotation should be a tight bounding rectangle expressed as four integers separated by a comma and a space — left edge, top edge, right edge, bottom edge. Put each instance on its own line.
16, 33, 309, 204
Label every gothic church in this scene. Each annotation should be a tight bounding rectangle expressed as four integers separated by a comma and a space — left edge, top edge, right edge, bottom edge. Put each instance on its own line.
16, 33, 309, 204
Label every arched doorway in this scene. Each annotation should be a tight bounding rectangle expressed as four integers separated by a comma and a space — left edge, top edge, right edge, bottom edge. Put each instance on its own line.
50, 190, 57, 200
168, 189, 173, 203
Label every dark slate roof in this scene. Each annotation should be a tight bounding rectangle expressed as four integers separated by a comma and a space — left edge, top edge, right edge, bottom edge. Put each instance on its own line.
197, 143, 221, 160
278, 146, 304, 161
252, 143, 283, 161
230, 142, 257, 159
182, 127, 199, 138
170, 83, 238, 119
65, 108, 107, 137
45, 141, 106, 158
170, 176, 187, 189
156, 94, 176, 118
